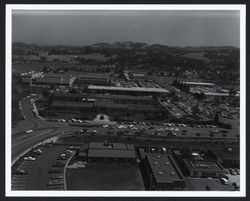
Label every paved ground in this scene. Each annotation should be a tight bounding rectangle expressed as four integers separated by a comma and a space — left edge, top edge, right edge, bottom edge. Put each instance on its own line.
184, 177, 235, 191
11, 96, 81, 162
12, 145, 69, 190
66, 162, 144, 190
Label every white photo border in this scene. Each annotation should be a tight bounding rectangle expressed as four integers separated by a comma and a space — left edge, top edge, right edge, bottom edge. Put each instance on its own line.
5, 4, 246, 197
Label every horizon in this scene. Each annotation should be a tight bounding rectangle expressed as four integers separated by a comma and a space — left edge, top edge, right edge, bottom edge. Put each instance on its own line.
12, 41, 239, 49
12, 10, 240, 48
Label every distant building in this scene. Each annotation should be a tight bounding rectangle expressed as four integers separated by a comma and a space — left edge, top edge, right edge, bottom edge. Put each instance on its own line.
73, 74, 111, 86
21, 73, 76, 87
182, 81, 216, 88
88, 85, 169, 96
143, 153, 185, 190
131, 72, 146, 79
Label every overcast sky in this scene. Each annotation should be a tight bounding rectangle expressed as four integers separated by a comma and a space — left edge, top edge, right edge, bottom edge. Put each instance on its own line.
12, 10, 240, 47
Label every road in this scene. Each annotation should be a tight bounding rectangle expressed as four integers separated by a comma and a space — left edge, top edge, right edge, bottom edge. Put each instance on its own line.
11, 97, 81, 161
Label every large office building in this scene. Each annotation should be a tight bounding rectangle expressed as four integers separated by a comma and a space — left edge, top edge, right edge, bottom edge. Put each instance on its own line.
47, 92, 168, 120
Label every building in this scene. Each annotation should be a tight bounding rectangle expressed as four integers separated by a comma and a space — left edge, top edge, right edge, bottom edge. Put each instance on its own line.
182, 81, 216, 88
21, 73, 76, 87
87, 85, 169, 96
78, 142, 136, 162
210, 147, 239, 168
143, 153, 185, 190
47, 93, 168, 120
73, 73, 111, 87
183, 159, 227, 178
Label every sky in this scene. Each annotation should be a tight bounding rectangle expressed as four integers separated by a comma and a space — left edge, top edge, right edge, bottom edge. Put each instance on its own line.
12, 10, 240, 47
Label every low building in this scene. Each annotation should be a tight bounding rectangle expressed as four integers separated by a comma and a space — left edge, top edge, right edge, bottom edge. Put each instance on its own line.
143, 153, 185, 190
210, 147, 239, 168
183, 159, 227, 178
78, 142, 136, 162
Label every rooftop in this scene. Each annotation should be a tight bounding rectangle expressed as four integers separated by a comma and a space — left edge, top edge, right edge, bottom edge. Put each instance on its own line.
50, 100, 94, 108
52, 92, 155, 101
146, 153, 184, 183
88, 85, 170, 93
88, 149, 136, 159
183, 159, 226, 173
88, 142, 136, 159
183, 82, 215, 86
89, 142, 128, 150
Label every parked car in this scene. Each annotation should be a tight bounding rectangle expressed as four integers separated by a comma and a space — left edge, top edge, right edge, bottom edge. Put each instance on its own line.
25, 129, 33, 134
48, 169, 63, 174
24, 156, 36, 161
220, 177, 229, 185
14, 169, 27, 175
50, 175, 63, 179
47, 180, 63, 186
229, 168, 237, 175
52, 161, 65, 167
33, 149, 42, 155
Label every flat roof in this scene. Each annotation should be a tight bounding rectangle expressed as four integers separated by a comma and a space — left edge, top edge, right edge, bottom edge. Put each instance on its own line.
184, 159, 225, 173
50, 100, 94, 108
146, 153, 184, 183
88, 85, 169, 93
89, 142, 133, 150
77, 72, 110, 77
52, 92, 155, 101
88, 149, 136, 159
204, 92, 240, 97
183, 82, 215, 86
77, 76, 109, 80
50, 100, 160, 111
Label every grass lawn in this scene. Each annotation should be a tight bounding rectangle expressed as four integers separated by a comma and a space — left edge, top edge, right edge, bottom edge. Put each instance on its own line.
66, 161, 145, 190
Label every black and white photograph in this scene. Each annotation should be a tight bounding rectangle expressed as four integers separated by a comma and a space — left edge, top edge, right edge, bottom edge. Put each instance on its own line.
5, 4, 246, 197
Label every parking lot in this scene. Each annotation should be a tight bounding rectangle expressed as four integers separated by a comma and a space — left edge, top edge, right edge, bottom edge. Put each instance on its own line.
68, 121, 238, 140
12, 144, 72, 190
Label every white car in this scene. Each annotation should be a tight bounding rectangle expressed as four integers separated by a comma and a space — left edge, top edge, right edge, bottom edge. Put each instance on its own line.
24, 156, 36, 161
25, 129, 33, 134
220, 177, 229, 185
33, 149, 42, 154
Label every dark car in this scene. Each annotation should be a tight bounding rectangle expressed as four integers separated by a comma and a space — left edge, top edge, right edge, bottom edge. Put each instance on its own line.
14, 169, 27, 175
48, 169, 63, 174
229, 168, 237, 175
47, 180, 63, 186
50, 175, 63, 179
52, 161, 65, 167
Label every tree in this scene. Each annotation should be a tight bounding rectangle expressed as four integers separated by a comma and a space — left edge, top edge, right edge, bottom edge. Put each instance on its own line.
192, 104, 201, 116
205, 185, 211, 191
214, 112, 220, 123
229, 87, 237, 100
194, 92, 206, 100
